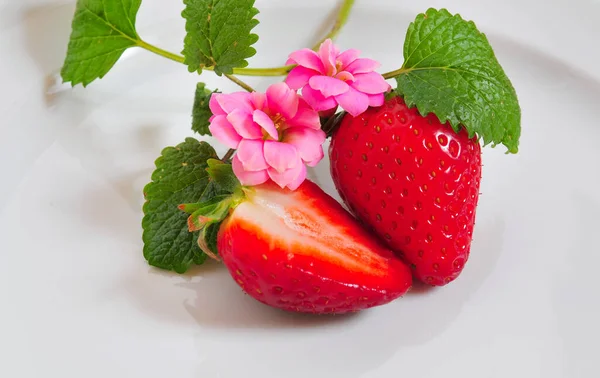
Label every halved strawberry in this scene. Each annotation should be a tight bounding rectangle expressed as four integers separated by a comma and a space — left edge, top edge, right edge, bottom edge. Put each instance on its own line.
218, 180, 412, 314
180, 161, 412, 314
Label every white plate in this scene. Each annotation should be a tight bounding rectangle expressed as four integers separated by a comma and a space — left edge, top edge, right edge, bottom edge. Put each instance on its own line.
1, 0, 599, 377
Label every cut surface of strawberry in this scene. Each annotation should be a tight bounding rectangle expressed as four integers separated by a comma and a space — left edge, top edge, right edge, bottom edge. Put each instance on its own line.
217, 180, 413, 314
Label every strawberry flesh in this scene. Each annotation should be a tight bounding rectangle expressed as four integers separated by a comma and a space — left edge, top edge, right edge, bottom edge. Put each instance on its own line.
217, 180, 412, 314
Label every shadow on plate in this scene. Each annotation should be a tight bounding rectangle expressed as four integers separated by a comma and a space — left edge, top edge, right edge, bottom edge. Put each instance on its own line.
21, 3, 74, 105
552, 193, 599, 377
22, 3, 73, 74
177, 216, 505, 332
177, 216, 505, 378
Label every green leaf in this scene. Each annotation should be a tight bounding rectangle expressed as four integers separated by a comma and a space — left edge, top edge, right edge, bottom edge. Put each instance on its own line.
395, 8, 521, 153
206, 159, 241, 193
192, 82, 219, 135
182, 0, 260, 75
61, 0, 142, 87
142, 138, 219, 273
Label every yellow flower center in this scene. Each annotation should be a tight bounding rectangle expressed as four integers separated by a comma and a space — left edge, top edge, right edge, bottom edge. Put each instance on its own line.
263, 113, 286, 142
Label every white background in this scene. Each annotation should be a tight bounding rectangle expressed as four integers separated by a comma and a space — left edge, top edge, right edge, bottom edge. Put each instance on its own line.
1, 0, 599, 377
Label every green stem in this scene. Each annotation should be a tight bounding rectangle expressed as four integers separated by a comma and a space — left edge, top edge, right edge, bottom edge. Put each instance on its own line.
138, 39, 291, 76
222, 149, 235, 162
224, 74, 255, 92
382, 67, 411, 80
137, 39, 185, 63
234, 66, 294, 76
136, 0, 357, 78
311, 0, 356, 50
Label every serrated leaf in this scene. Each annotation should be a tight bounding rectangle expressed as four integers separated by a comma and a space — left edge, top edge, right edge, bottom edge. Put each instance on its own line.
206, 159, 241, 193
61, 0, 142, 87
395, 8, 521, 153
142, 138, 219, 273
192, 82, 219, 135
182, 0, 260, 75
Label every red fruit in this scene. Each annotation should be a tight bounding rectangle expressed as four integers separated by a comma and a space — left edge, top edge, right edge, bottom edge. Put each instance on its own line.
216, 179, 412, 314
329, 96, 482, 286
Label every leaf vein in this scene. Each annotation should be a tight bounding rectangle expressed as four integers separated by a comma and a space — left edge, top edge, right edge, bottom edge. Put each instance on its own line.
403, 14, 454, 67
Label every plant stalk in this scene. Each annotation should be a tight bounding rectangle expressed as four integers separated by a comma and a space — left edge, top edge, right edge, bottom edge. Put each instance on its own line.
311, 0, 356, 50
137, 39, 290, 76
137, 40, 185, 63
222, 149, 235, 162
224, 74, 256, 92
382, 67, 411, 80
136, 0, 357, 77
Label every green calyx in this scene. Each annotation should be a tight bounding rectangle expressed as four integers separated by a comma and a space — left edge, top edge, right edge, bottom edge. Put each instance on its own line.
178, 159, 245, 259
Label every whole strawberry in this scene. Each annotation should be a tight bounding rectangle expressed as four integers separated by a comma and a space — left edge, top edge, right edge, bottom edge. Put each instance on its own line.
329, 96, 482, 286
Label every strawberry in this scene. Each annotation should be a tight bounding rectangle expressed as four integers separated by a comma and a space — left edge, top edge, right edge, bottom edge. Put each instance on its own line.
329, 96, 482, 286
213, 179, 412, 314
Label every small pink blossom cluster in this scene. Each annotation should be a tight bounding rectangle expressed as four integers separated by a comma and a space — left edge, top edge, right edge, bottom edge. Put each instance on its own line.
209, 39, 390, 190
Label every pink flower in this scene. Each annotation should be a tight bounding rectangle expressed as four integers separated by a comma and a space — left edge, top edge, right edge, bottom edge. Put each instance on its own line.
208, 82, 325, 190
285, 39, 391, 117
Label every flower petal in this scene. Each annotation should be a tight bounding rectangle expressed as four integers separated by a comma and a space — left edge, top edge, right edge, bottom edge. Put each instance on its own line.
237, 139, 268, 171
335, 71, 355, 82
232, 155, 269, 186
266, 82, 299, 120
286, 48, 325, 73
301, 85, 338, 112
250, 91, 266, 110
335, 87, 370, 117
209, 94, 226, 116
336, 48, 361, 70
208, 115, 242, 149
286, 163, 307, 190
351, 72, 391, 94
289, 99, 321, 129
264, 140, 299, 173
284, 127, 326, 165
345, 58, 381, 74
318, 39, 337, 75
367, 93, 385, 107
268, 162, 306, 190
227, 109, 262, 139
253, 110, 278, 140
308, 76, 349, 98
285, 66, 319, 90
215, 92, 254, 113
